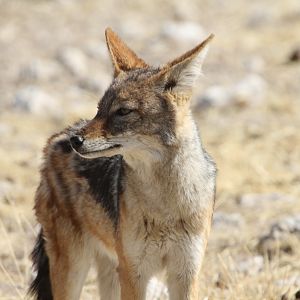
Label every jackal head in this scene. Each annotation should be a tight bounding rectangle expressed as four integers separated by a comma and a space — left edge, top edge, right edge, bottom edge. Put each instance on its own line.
70, 28, 213, 164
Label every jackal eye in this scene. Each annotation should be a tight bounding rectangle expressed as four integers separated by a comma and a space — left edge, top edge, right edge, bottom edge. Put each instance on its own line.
115, 108, 133, 116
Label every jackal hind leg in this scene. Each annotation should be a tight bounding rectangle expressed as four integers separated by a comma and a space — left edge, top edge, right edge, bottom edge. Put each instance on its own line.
46, 228, 93, 300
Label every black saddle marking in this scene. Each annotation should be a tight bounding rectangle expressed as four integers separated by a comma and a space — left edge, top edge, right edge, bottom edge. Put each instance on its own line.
75, 155, 124, 227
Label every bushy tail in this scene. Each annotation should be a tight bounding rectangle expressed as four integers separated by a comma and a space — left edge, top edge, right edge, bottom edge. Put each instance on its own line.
29, 229, 53, 300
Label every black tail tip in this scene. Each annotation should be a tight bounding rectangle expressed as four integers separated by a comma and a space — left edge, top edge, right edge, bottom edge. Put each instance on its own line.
28, 230, 53, 300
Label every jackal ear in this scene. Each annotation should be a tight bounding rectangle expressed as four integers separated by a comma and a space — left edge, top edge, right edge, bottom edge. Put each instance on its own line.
156, 34, 214, 95
105, 28, 149, 77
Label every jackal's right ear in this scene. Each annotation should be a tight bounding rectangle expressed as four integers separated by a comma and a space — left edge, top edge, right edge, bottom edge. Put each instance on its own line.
105, 28, 149, 77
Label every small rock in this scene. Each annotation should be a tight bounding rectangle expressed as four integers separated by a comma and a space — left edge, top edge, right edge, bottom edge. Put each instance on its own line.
236, 255, 264, 275
244, 121, 264, 139
232, 74, 267, 105
161, 21, 206, 43
13, 86, 62, 119
19, 59, 62, 81
238, 193, 295, 207
258, 214, 300, 257
215, 273, 228, 289
197, 85, 233, 108
213, 212, 245, 228
288, 48, 300, 63
269, 215, 300, 238
57, 47, 88, 77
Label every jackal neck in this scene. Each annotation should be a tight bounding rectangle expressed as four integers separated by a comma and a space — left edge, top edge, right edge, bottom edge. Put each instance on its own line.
123, 114, 215, 219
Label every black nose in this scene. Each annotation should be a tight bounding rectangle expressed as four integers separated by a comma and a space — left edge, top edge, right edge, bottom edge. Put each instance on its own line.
70, 135, 84, 149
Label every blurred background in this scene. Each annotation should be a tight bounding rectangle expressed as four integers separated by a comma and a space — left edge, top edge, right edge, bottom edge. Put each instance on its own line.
0, 0, 299, 299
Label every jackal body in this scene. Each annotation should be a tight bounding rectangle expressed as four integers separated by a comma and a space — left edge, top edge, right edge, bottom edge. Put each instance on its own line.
30, 29, 216, 300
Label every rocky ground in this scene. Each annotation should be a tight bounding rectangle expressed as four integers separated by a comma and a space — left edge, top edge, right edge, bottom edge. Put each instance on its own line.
0, 0, 299, 299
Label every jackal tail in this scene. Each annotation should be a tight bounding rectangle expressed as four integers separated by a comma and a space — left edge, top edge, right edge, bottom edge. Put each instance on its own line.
29, 230, 53, 300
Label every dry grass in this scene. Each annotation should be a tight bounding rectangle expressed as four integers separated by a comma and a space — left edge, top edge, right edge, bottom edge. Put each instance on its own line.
0, 0, 299, 299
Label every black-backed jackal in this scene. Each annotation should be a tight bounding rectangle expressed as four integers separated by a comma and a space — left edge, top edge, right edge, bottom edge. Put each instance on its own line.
29, 28, 216, 300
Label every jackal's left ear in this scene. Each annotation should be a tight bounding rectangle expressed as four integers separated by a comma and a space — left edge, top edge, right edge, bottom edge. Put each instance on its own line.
105, 28, 149, 77
156, 34, 214, 95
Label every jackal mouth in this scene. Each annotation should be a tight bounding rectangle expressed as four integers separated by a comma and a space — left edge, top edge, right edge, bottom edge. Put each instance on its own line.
77, 143, 122, 156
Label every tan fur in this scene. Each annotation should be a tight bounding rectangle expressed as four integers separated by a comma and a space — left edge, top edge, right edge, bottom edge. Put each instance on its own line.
105, 27, 149, 77
32, 28, 216, 300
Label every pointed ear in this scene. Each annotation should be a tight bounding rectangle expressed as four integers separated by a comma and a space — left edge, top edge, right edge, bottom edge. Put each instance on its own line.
105, 28, 149, 77
156, 34, 214, 95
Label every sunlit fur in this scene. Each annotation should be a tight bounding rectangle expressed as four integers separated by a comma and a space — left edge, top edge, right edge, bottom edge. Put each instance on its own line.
29, 28, 216, 300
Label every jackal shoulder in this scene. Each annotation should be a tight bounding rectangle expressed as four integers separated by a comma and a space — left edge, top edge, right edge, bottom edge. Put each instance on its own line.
35, 120, 124, 230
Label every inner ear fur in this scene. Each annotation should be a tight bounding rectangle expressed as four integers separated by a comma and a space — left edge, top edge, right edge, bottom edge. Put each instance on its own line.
105, 28, 149, 77
154, 34, 214, 95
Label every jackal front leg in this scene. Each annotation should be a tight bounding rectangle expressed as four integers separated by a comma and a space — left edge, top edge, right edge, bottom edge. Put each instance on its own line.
115, 240, 151, 300
166, 234, 207, 300
117, 258, 150, 300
